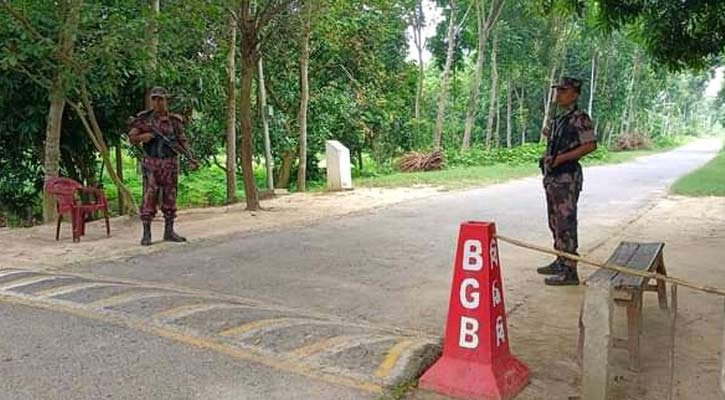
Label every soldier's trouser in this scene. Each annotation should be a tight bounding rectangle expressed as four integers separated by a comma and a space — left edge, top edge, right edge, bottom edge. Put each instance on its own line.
544, 170, 583, 269
141, 157, 180, 223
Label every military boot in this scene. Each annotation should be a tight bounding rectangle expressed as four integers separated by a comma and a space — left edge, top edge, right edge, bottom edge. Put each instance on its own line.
141, 222, 152, 246
163, 217, 186, 242
537, 259, 565, 275
544, 267, 580, 286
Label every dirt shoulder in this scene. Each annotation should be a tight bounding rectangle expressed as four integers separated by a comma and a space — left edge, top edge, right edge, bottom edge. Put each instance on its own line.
409, 195, 725, 400
0, 186, 441, 269
593, 196, 725, 400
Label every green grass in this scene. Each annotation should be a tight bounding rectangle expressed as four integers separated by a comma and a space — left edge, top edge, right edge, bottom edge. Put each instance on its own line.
671, 144, 725, 196
355, 164, 539, 190
101, 152, 268, 213
97, 137, 690, 214
585, 148, 660, 165
354, 147, 673, 190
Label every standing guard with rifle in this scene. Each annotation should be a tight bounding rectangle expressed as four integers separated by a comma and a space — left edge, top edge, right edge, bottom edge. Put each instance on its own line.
537, 77, 597, 286
128, 87, 199, 246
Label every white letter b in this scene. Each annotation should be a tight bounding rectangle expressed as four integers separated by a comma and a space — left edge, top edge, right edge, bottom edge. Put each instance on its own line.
459, 316, 479, 349
462, 240, 483, 271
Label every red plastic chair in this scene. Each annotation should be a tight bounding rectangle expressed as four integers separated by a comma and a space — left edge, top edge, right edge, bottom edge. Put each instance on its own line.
45, 177, 110, 242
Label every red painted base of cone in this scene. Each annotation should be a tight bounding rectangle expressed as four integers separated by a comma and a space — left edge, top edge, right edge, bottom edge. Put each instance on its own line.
419, 356, 529, 400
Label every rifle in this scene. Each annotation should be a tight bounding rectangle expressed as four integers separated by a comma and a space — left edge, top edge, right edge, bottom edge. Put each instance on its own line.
541, 107, 577, 176
540, 99, 559, 176
147, 124, 198, 165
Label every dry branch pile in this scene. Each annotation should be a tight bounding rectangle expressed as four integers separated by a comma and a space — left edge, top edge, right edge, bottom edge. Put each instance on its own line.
613, 131, 652, 151
396, 150, 444, 172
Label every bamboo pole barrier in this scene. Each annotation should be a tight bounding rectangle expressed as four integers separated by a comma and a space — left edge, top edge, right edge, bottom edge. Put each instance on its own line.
495, 234, 725, 297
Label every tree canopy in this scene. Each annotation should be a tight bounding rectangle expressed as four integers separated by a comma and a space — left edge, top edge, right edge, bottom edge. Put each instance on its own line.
596, 0, 725, 70
0, 0, 721, 225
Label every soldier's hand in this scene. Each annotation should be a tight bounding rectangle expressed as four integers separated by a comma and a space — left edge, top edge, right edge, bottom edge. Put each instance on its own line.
544, 156, 555, 168
137, 132, 154, 143
542, 126, 550, 139
188, 159, 200, 171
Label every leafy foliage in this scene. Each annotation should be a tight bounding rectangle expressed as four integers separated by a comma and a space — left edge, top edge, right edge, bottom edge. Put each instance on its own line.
0, 0, 721, 224
596, 0, 725, 70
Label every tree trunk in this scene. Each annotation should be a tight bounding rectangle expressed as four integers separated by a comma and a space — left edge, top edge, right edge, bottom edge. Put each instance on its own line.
494, 96, 500, 147
540, 64, 557, 143
42, 0, 82, 223
276, 151, 296, 189
145, 0, 160, 109
516, 87, 526, 145
506, 78, 512, 148
412, 0, 425, 121
259, 58, 274, 191
239, 54, 259, 210
588, 50, 598, 117
622, 51, 640, 136
485, 31, 499, 149
225, 13, 237, 203
296, 5, 312, 192
237, 0, 261, 211
663, 112, 671, 137
462, 0, 505, 150
69, 83, 137, 215
462, 1, 488, 150
43, 85, 66, 223
432, 0, 458, 150
115, 145, 125, 214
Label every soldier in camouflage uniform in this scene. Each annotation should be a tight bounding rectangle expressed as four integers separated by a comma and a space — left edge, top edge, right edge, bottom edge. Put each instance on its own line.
537, 77, 597, 286
128, 87, 198, 246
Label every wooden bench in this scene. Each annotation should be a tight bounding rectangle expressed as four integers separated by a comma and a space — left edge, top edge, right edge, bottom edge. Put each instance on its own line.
579, 241, 668, 371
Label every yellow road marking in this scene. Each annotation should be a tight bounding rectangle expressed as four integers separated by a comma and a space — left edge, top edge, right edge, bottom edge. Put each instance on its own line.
155, 303, 245, 319
89, 290, 176, 308
288, 335, 360, 359
0, 270, 28, 279
218, 318, 309, 338
0, 293, 382, 394
153, 302, 253, 320
34, 282, 122, 298
0, 275, 57, 290
374, 339, 416, 379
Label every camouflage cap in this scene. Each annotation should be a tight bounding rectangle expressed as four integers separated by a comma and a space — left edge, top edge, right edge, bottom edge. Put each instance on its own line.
551, 77, 582, 90
149, 86, 170, 99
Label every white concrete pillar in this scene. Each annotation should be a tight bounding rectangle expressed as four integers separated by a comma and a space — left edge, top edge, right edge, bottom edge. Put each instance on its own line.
325, 140, 352, 191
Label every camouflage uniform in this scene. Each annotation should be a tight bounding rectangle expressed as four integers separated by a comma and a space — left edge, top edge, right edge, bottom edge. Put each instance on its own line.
543, 106, 596, 270
128, 110, 189, 223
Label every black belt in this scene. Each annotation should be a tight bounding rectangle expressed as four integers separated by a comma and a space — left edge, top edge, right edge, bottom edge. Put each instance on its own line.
550, 160, 580, 175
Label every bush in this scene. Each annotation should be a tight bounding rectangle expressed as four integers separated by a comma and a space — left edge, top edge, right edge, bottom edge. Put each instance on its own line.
653, 135, 688, 149
445, 143, 546, 168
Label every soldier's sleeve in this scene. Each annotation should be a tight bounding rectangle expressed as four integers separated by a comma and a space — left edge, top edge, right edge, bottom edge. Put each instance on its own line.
171, 114, 190, 152
127, 115, 145, 144
574, 112, 596, 144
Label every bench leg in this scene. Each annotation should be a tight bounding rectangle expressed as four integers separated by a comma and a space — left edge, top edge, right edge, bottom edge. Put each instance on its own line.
657, 259, 668, 310
626, 291, 643, 371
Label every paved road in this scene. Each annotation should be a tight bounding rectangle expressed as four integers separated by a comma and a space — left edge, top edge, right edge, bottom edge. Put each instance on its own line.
0, 138, 720, 399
